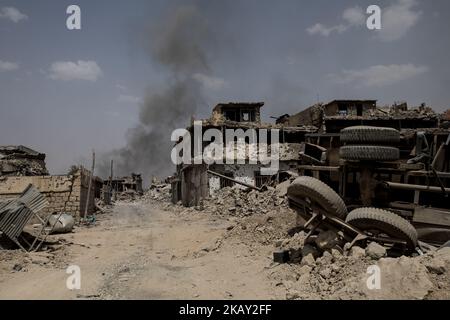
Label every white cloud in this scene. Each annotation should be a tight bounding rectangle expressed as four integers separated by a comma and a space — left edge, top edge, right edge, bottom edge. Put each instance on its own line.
306, 23, 347, 37
307, 0, 421, 41
118, 94, 142, 104
342, 6, 365, 26
0, 60, 19, 72
49, 60, 102, 81
192, 73, 227, 90
307, 6, 363, 37
378, 0, 422, 42
327, 64, 428, 87
116, 84, 127, 91
0, 7, 28, 23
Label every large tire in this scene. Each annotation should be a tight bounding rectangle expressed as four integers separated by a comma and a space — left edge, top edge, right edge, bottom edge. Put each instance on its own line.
340, 145, 400, 161
340, 126, 400, 144
346, 208, 418, 250
287, 176, 348, 219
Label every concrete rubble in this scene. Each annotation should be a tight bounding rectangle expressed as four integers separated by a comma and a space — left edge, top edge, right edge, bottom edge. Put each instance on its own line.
0, 146, 48, 176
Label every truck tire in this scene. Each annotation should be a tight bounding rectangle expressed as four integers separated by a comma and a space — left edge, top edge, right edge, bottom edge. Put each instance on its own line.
346, 207, 418, 250
340, 145, 400, 161
340, 126, 400, 144
287, 176, 348, 219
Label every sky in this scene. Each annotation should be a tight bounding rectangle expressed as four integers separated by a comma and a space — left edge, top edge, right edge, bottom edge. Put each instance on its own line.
0, 0, 449, 177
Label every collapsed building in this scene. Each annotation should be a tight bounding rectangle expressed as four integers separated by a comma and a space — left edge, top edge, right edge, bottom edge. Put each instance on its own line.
102, 173, 144, 202
0, 145, 49, 176
172, 102, 316, 207
171, 99, 450, 249
172, 100, 450, 208
106, 173, 143, 194
0, 146, 102, 220
0, 167, 101, 220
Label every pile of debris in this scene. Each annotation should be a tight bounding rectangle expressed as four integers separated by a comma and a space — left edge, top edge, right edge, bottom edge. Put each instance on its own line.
147, 178, 292, 218
145, 184, 171, 202
0, 146, 48, 177
202, 184, 289, 217
271, 232, 450, 300
374, 102, 438, 119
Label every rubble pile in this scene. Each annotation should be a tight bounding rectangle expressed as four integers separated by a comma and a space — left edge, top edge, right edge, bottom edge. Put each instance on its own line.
144, 179, 292, 219
0, 146, 48, 177
202, 185, 289, 217
115, 190, 142, 202
145, 183, 171, 202
271, 234, 450, 300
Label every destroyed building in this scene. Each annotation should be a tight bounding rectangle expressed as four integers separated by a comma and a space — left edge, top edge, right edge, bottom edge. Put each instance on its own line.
279, 100, 441, 133
106, 173, 143, 194
0, 167, 102, 220
172, 102, 317, 207
0, 145, 49, 177
0, 146, 102, 220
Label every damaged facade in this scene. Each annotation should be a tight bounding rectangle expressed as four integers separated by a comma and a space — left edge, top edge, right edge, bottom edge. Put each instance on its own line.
0, 145, 49, 176
173, 102, 316, 207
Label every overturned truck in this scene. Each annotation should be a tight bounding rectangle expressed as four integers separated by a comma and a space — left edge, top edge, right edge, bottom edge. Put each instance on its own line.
288, 124, 450, 255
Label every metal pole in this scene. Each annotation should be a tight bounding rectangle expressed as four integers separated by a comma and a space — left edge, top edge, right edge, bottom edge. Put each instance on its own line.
84, 150, 95, 219
386, 181, 450, 193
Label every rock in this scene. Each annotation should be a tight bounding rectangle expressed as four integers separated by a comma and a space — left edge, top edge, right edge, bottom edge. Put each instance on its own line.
297, 265, 312, 276
301, 253, 316, 266
29, 252, 53, 265
350, 246, 366, 258
320, 251, 334, 265
12, 264, 23, 272
297, 273, 311, 288
315, 230, 339, 251
331, 248, 343, 260
366, 242, 387, 260
425, 258, 446, 275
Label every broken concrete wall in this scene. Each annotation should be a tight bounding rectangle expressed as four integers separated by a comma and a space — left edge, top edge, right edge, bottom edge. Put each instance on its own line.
0, 168, 98, 219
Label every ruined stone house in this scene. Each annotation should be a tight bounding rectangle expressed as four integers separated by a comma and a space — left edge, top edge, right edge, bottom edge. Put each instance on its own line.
173, 102, 316, 207
0, 167, 102, 220
0, 145, 48, 176
0, 146, 102, 220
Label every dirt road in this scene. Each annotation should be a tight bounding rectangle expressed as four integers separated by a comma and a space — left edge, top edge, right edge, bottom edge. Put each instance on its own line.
0, 201, 283, 300
1, 196, 449, 300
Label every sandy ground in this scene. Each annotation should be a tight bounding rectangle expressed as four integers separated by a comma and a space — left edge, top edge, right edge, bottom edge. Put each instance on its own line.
0, 200, 284, 300
0, 197, 449, 300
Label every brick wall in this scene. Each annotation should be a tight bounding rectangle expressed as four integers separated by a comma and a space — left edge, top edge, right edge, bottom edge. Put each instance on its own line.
0, 169, 98, 220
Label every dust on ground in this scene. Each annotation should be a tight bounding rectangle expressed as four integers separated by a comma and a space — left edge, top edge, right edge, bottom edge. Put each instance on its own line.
0, 185, 449, 300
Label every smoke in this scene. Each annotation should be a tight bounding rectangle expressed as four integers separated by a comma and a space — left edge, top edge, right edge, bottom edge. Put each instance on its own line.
99, 5, 214, 180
